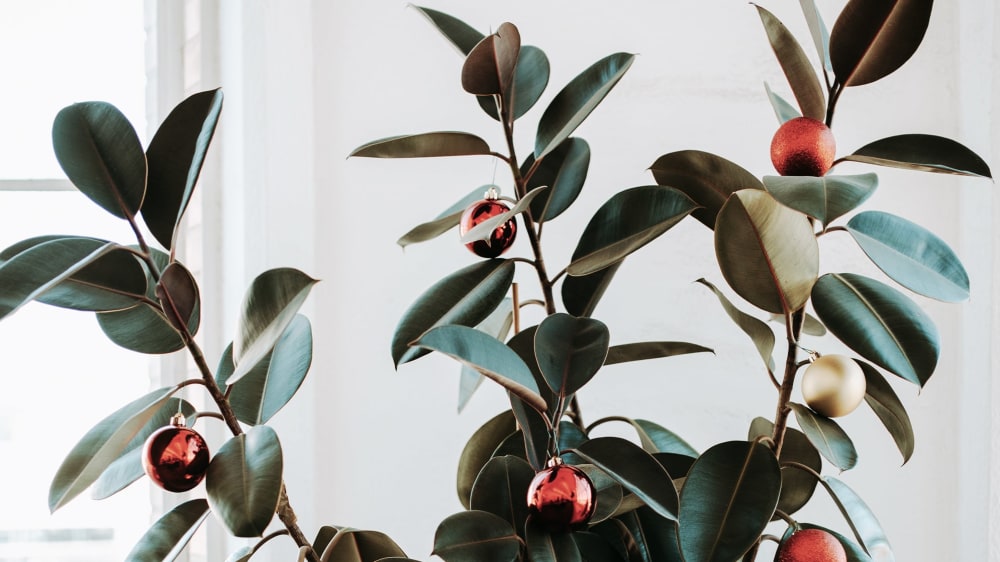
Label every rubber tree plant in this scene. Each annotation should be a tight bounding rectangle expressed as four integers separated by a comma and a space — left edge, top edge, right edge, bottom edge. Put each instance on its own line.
0, 1, 990, 562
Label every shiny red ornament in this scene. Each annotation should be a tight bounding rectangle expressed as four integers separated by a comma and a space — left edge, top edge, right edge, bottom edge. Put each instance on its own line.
142, 413, 210, 493
526, 458, 596, 532
459, 188, 517, 258
769, 116, 836, 176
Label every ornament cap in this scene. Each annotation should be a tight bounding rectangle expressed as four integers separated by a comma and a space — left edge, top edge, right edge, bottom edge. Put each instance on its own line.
169, 412, 186, 427
546, 456, 564, 468
484, 185, 500, 200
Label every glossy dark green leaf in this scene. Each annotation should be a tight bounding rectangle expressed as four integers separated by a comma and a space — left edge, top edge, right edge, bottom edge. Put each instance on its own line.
52, 101, 146, 219
535, 313, 609, 397
652, 453, 696, 480
224, 547, 254, 562
507, 325, 557, 414
415, 325, 546, 412
432, 511, 521, 562
230, 268, 318, 386
858, 361, 914, 464
320, 529, 407, 562
478, 46, 550, 121
470, 455, 535, 536
829, 0, 933, 86
521, 137, 590, 222
840, 134, 991, 178
577, 464, 624, 525
412, 5, 484, 55
460, 185, 547, 244
764, 81, 801, 124
649, 150, 764, 230
567, 186, 697, 276
590, 519, 642, 562
756, 5, 825, 121
749, 418, 821, 517
535, 53, 635, 159
561, 263, 621, 318
800, 0, 833, 73
393, 259, 514, 366
769, 311, 827, 336
789, 402, 857, 471
696, 278, 775, 374
587, 417, 697, 458
459, 298, 514, 413
92, 398, 196, 500
156, 261, 200, 336
846, 211, 969, 302
508, 395, 548, 471
526, 522, 581, 562
715, 189, 819, 314
397, 186, 486, 248
785, 523, 873, 562
811, 273, 939, 386
617, 508, 682, 562
603, 341, 712, 366
572, 437, 678, 521
217, 315, 313, 425
314, 526, 342, 557
124, 499, 209, 562
457, 411, 517, 509
820, 476, 894, 560
206, 425, 283, 537
143, 88, 223, 249
49, 386, 179, 512
350, 132, 492, 158
462, 23, 520, 99
572, 531, 628, 562
762, 173, 878, 227
677, 441, 780, 562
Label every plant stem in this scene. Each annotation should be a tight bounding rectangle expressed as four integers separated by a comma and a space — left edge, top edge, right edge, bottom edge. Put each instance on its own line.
825, 82, 843, 128
771, 308, 805, 459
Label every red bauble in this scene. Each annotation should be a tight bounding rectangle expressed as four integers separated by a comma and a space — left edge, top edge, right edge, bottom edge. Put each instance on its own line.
526, 459, 596, 532
769, 116, 836, 176
142, 414, 210, 493
775, 528, 847, 562
459, 191, 516, 258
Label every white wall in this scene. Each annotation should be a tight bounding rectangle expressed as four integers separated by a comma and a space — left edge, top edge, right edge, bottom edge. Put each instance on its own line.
203, 1, 999, 561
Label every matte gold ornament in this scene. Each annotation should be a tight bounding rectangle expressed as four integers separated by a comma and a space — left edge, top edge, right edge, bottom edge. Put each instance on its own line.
801, 354, 866, 418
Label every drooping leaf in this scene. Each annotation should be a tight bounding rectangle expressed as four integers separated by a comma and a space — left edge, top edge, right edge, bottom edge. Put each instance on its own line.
768, 311, 827, 336
52, 101, 146, 219
755, 5, 826, 121
470, 455, 535, 537
561, 263, 621, 319
462, 23, 520, 100
567, 186, 698, 276
800, 0, 833, 73
535, 313, 609, 397
49, 386, 179, 512
615, 508, 682, 562
525, 522, 582, 562
459, 298, 514, 413
783, 523, 874, 562
571, 437, 679, 521
142, 88, 223, 250
763, 81, 801, 124
762, 173, 878, 227
858, 361, 914, 464
478, 46, 551, 121
457, 411, 518, 509
696, 278, 776, 374
840, 134, 991, 178
789, 402, 858, 471
506, 325, 557, 413
535, 53, 635, 159
460, 185, 548, 243
649, 150, 764, 230
521, 137, 590, 222
124, 499, 209, 562
349, 132, 492, 158
393, 259, 514, 366
603, 341, 712, 366
411, 5, 484, 55
319, 529, 407, 562
432, 511, 521, 562
206, 425, 283, 537
156, 261, 200, 336
811, 273, 939, 386
397, 186, 487, 249
820, 476, 894, 561
829, 0, 933, 87
230, 268, 318, 386
508, 394, 548, 471
590, 417, 699, 458
749, 418, 821, 517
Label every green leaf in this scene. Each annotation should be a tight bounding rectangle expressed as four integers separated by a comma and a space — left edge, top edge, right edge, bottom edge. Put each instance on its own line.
432, 511, 521, 562
49, 386, 179, 512
230, 268, 318, 386
412, 5, 484, 55
789, 402, 858, 470
471, 455, 535, 537
462, 22, 519, 102
535, 313, 609, 397
319, 530, 407, 562
764, 81, 801, 124
820, 476, 894, 559
783, 523, 873, 562
414, 325, 546, 413
769, 311, 827, 336
748, 418, 821, 517
224, 547, 254, 562
397, 187, 487, 249
603, 341, 712, 366
841, 134, 992, 178
535, 53, 635, 159
649, 150, 765, 230
460, 185, 547, 244
52, 101, 146, 219
696, 278, 776, 375
349, 132, 492, 158
525, 522, 581, 562
755, 5, 826, 121
571, 437, 679, 521
577, 464, 624, 525
508, 398, 550, 471
124, 499, 209, 562
858, 361, 914, 464
829, 0, 933, 86
588, 417, 698, 458
846, 210, 969, 302
811, 273, 939, 386
567, 186, 697, 276
459, 298, 514, 413
800, 0, 833, 73
478, 46, 550, 121
677, 441, 781, 562
521, 137, 590, 222
206, 426, 283, 537
142, 88, 223, 250
561, 263, 621, 319
615, 509, 682, 562
590, 519, 646, 562
156, 261, 201, 336
762, 173, 878, 227
715, 189, 819, 314
393, 259, 514, 366
457, 411, 517, 509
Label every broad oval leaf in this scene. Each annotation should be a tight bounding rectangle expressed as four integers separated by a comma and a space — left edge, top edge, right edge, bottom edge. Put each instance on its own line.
764, 81, 801, 124
571, 436, 679, 521
829, 0, 933, 87
846, 210, 968, 302
456, 411, 517, 509
561, 263, 621, 319
520, 137, 590, 223
535, 53, 635, 160
603, 341, 712, 366
224, 547, 253, 562
156, 261, 201, 336
715, 189, 819, 314
577, 464, 624, 525
478, 46, 551, 121
320, 529, 407, 562
412, 5, 484, 55
470, 455, 535, 536
614, 508, 681, 562
756, 5, 825, 121
589, 416, 699, 458
206, 425, 283, 537
392, 259, 514, 366
459, 298, 514, 412
124, 499, 209, 562
535, 313, 609, 397
230, 268, 317, 386
506, 325, 557, 414
142, 88, 223, 250
567, 186, 697, 276
571, 531, 629, 562
820, 476, 894, 561
749, 417, 821, 517
800, 0, 833, 73
677, 441, 780, 562
789, 402, 858, 471
97, 302, 187, 354
811, 273, 939, 386
858, 361, 914, 464
526, 522, 582, 562
52, 101, 146, 219
508, 395, 549, 471
696, 278, 776, 375
840, 134, 991, 178
397, 186, 486, 249
762, 173, 878, 227
49, 386, 179, 512
350, 132, 491, 158
462, 23, 520, 99
432, 510, 521, 562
